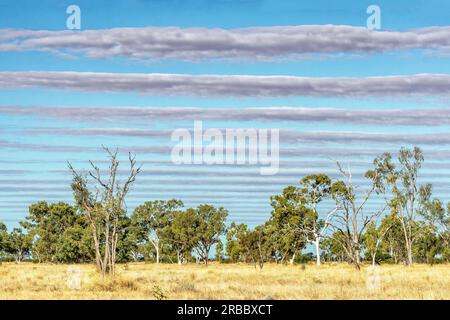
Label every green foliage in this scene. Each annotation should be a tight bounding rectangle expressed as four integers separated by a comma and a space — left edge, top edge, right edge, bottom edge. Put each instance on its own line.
379, 213, 407, 264
269, 185, 308, 261
151, 285, 167, 300
364, 222, 379, 259
114, 213, 136, 263
238, 224, 272, 269
5, 227, 33, 262
130, 199, 184, 262
321, 232, 347, 262
330, 180, 354, 203
56, 224, 93, 263
363, 221, 392, 264
22, 201, 89, 263
191, 204, 228, 264
0, 222, 8, 258
225, 222, 248, 262
268, 174, 333, 265
412, 222, 441, 265
163, 208, 199, 264
300, 174, 331, 204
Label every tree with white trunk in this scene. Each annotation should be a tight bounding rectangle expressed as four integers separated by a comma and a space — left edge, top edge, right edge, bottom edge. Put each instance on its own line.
371, 147, 426, 266
294, 174, 337, 266
130, 199, 184, 264
269, 174, 337, 265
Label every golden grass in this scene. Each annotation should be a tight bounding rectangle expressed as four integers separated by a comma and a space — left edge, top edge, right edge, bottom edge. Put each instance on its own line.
0, 262, 449, 300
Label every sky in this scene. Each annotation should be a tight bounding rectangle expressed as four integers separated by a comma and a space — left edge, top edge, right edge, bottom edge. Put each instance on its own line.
1, 0, 450, 228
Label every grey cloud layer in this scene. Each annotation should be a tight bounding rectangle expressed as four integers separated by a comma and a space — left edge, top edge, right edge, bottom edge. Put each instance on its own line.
2, 25, 450, 60
4, 138, 450, 159
0, 72, 450, 97
23, 127, 450, 145
3, 106, 450, 125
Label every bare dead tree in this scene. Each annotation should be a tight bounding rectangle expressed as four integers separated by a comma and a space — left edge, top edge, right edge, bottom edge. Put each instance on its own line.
69, 147, 141, 277
329, 162, 387, 269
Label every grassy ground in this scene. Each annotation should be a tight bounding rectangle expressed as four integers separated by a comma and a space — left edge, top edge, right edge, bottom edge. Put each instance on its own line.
0, 262, 449, 299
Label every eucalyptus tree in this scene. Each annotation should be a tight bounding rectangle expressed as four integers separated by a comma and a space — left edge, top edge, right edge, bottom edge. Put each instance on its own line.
269, 174, 337, 265
413, 222, 441, 265
379, 213, 406, 264
191, 204, 228, 265
163, 208, 199, 265
21, 201, 86, 262
321, 231, 347, 262
371, 147, 426, 266
417, 184, 450, 259
269, 186, 308, 264
6, 227, 32, 263
239, 224, 272, 270
130, 199, 184, 264
295, 174, 337, 265
225, 222, 248, 262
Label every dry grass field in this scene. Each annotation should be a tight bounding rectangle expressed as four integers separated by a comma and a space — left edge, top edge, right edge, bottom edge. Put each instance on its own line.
0, 262, 449, 300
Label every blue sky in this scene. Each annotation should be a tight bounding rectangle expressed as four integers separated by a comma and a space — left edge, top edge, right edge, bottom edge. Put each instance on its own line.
1, 0, 450, 228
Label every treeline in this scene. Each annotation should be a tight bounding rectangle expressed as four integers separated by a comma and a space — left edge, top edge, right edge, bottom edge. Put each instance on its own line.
0, 200, 228, 265
0, 146, 450, 271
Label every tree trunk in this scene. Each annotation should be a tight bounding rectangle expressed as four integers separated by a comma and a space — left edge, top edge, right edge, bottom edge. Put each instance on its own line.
110, 230, 118, 276
354, 247, 361, 270
91, 224, 102, 272
102, 219, 111, 277
406, 241, 413, 266
150, 239, 160, 264
289, 252, 296, 265
314, 238, 321, 266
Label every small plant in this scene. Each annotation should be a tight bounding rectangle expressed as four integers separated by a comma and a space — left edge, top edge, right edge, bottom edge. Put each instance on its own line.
151, 285, 167, 300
